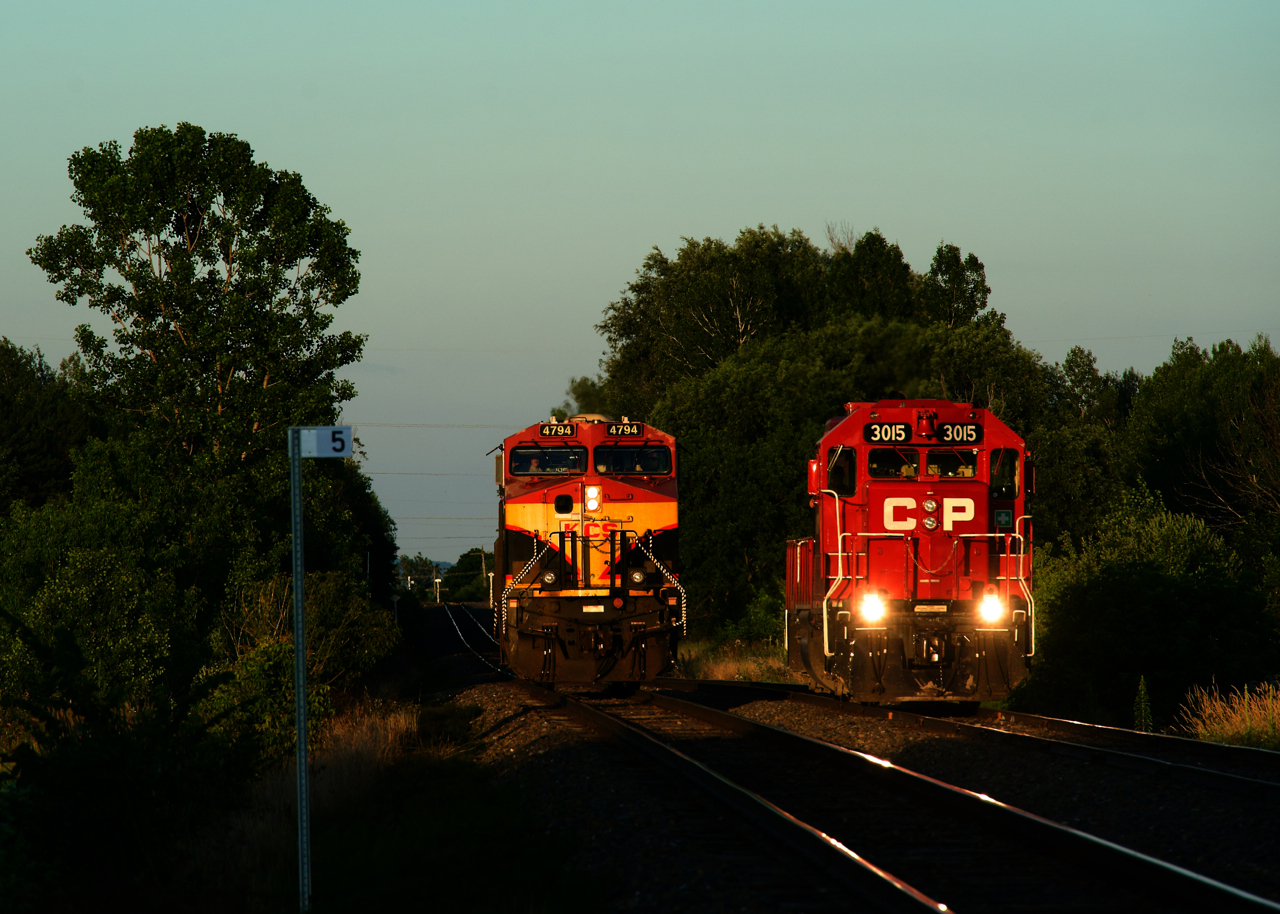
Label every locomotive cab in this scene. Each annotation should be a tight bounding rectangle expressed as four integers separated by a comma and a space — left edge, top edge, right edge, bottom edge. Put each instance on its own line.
787, 399, 1033, 702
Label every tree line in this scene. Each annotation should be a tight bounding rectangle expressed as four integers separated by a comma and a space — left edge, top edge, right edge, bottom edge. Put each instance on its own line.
0, 124, 399, 908
561, 223, 1280, 728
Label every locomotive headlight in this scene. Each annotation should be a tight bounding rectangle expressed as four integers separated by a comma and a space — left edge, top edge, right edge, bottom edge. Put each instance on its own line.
859, 592, 887, 623
585, 486, 601, 511
541, 570, 557, 585
628, 569, 647, 586
979, 594, 1004, 623
923, 498, 938, 514
923, 516, 939, 530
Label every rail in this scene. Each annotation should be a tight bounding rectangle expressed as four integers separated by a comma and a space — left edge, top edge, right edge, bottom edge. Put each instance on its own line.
510, 679, 946, 912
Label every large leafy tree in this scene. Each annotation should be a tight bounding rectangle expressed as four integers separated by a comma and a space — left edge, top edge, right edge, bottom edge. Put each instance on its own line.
596, 226, 833, 418
28, 122, 363, 468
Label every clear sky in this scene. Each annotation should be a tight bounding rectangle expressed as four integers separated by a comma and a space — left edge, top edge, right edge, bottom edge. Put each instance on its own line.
4, 1, 1277, 560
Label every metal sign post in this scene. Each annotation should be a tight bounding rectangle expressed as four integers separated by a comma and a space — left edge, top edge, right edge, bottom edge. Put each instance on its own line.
289, 425, 352, 913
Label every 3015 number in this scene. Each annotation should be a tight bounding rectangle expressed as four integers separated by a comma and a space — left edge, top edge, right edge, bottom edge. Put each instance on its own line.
863, 423, 912, 443
937, 423, 982, 444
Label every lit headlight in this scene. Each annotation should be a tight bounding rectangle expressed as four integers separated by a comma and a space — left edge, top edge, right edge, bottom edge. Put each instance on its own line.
923, 498, 938, 514
979, 594, 1004, 623
923, 516, 939, 530
586, 486, 600, 499
586, 486, 601, 511
860, 592, 887, 623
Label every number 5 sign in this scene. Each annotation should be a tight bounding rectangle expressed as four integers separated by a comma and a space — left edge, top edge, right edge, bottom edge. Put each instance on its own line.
296, 425, 352, 458
286, 424, 351, 912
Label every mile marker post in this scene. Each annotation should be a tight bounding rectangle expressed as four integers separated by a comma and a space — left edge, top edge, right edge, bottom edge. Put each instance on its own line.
289, 425, 352, 913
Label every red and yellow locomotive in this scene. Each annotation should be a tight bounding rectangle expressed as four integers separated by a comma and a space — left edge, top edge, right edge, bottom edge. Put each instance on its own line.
786, 398, 1033, 701
491, 415, 684, 682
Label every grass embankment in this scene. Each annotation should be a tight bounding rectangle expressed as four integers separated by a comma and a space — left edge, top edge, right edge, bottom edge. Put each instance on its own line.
1181, 683, 1280, 751
674, 639, 800, 683
197, 698, 603, 912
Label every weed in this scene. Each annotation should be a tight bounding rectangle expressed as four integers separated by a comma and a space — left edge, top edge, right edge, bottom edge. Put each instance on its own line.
674, 639, 800, 683
1181, 682, 1280, 750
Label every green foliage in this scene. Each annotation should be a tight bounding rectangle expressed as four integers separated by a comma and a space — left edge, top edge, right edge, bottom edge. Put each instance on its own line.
917, 243, 992, 328
28, 122, 363, 471
1134, 676, 1153, 732
0, 612, 254, 909
554, 375, 609, 419
2, 124, 401, 906
442, 548, 495, 602
1011, 492, 1276, 726
0, 341, 99, 512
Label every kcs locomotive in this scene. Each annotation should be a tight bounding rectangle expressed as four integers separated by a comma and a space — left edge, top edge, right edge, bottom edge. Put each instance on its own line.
491, 415, 684, 682
786, 398, 1033, 702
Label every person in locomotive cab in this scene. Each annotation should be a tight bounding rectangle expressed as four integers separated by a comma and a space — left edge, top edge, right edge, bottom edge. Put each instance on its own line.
527, 455, 542, 474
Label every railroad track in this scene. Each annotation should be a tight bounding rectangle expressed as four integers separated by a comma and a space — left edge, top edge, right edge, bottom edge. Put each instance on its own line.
654, 679, 1280, 797
512, 680, 1278, 913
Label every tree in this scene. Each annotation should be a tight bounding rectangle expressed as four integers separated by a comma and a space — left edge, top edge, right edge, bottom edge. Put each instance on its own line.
442, 548, 494, 602
0, 341, 99, 511
27, 122, 363, 470
917, 243, 991, 328
825, 228, 917, 323
1012, 491, 1276, 726
596, 226, 832, 417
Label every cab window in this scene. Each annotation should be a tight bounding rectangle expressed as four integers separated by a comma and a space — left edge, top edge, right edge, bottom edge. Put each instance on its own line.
826, 445, 856, 495
926, 450, 977, 478
509, 446, 587, 476
868, 448, 919, 479
990, 448, 1020, 499
593, 445, 672, 475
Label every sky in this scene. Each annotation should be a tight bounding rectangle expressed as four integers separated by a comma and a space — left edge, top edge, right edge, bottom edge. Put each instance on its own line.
3, 1, 1278, 559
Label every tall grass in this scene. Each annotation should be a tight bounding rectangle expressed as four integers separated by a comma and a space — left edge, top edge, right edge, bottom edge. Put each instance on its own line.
674, 638, 800, 683
188, 699, 477, 908
1181, 683, 1280, 751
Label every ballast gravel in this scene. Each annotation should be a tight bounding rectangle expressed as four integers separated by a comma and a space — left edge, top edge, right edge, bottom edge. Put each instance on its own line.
450, 681, 850, 914
727, 697, 1280, 904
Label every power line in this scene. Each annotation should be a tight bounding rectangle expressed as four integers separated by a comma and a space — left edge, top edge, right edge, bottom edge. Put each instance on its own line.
1024, 327, 1279, 344
367, 472, 490, 477
393, 516, 492, 521
351, 423, 517, 429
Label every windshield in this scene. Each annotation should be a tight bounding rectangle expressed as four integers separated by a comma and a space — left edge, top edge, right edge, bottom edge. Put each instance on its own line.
926, 450, 978, 478
868, 448, 919, 479
509, 446, 587, 476
990, 448, 1020, 498
593, 445, 672, 475
827, 445, 857, 495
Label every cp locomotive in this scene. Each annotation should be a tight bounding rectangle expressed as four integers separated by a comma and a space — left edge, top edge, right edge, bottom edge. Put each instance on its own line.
491, 414, 684, 682
786, 398, 1033, 702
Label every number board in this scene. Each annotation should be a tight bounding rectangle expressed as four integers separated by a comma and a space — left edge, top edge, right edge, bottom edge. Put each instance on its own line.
297, 426, 352, 458
863, 422, 912, 444
539, 424, 577, 437
607, 422, 644, 437
936, 423, 983, 444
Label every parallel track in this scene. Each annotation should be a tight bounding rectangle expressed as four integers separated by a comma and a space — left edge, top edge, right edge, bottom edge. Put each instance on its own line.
654, 679, 1280, 796
514, 681, 1278, 913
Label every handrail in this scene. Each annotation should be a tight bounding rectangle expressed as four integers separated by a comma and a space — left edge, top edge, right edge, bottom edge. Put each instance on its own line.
819, 489, 849, 658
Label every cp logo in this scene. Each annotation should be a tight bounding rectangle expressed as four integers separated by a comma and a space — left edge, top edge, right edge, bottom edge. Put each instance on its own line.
883, 497, 974, 531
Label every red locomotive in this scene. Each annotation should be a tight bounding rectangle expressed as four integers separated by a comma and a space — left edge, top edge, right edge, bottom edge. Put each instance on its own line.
491, 415, 684, 682
786, 398, 1033, 701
